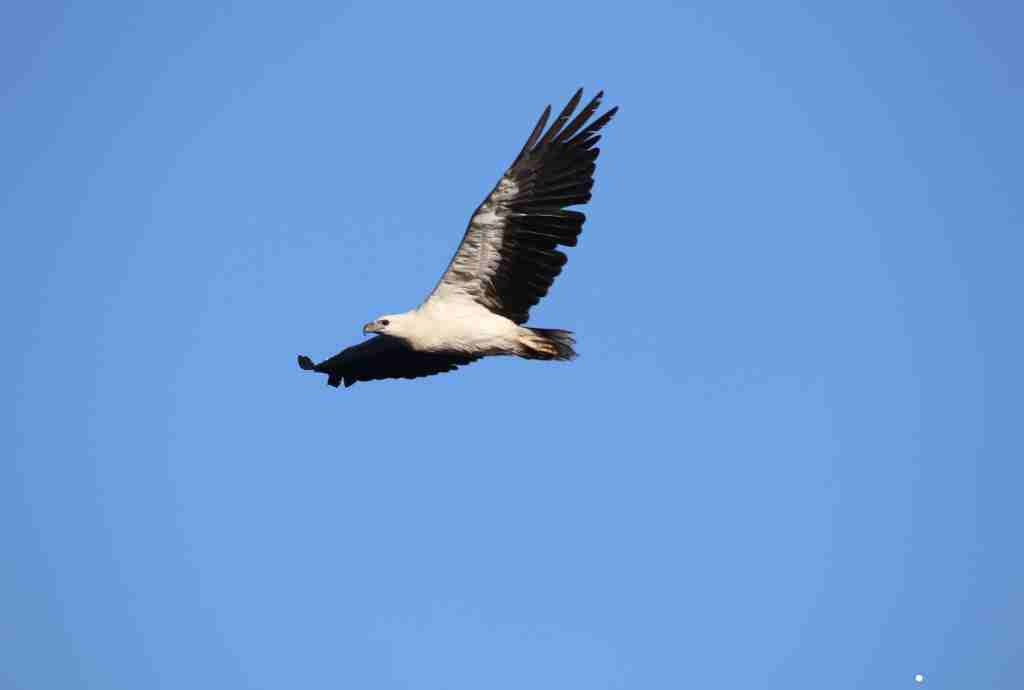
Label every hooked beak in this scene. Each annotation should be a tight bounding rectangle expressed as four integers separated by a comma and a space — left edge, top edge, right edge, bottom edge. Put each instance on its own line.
363, 322, 379, 335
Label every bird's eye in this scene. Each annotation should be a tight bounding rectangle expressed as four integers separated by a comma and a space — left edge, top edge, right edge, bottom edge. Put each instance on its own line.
380, 319, 390, 326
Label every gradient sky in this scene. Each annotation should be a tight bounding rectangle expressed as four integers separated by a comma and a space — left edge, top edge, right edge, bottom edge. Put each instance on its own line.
4, 2, 1022, 689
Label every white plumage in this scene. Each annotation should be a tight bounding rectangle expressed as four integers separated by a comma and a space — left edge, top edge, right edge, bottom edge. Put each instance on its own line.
298, 89, 617, 388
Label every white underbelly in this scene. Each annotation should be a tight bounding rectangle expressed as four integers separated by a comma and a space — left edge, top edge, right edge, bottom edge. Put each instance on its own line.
412, 300, 520, 355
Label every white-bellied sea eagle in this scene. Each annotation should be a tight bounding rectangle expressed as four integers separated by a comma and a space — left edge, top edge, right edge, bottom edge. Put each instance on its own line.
298, 89, 617, 388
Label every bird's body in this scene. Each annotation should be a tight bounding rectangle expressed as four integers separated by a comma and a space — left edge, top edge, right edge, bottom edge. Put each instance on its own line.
381, 301, 523, 357
298, 89, 617, 388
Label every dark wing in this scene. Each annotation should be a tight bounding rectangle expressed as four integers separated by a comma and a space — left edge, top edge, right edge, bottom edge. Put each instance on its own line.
426, 89, 618, 324
297, 337, 479, 388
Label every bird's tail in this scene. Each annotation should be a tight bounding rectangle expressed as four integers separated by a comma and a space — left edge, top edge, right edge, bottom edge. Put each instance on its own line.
519, 328, 577, 361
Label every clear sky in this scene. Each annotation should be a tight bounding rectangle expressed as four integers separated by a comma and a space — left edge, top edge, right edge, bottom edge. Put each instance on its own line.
4, 1, 1021, 688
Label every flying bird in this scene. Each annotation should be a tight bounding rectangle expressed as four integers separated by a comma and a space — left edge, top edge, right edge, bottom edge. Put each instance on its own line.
298, 89, 617, 388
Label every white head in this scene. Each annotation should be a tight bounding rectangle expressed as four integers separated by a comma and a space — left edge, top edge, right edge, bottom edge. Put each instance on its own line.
363, 313, 409, 338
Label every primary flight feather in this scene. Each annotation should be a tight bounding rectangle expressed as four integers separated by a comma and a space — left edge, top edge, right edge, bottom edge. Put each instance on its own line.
298, 89, 618, 388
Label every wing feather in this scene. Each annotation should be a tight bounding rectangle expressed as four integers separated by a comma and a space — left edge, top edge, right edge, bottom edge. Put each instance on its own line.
551, 91, 603, 144
512, 106, 551, 167
537, 88, 583, 147
298, 337, 478, 388
427, 90, 617, 324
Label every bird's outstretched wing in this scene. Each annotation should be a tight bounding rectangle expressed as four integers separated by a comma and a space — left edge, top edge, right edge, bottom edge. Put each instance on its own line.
298, 337, 479, 388
426, 89, 617, 324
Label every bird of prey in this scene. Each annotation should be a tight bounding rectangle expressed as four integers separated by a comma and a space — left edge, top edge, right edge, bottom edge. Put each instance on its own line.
298, 89, 617, 388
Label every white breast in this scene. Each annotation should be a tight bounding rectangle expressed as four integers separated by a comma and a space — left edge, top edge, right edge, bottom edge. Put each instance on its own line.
409, 298, 521, 355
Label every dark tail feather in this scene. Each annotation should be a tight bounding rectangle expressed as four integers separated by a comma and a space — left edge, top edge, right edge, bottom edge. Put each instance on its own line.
525, 328, 577, 361
297, 355, 316, 371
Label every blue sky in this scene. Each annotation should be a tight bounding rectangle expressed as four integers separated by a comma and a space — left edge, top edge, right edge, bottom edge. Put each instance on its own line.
4, 1, 1021, 688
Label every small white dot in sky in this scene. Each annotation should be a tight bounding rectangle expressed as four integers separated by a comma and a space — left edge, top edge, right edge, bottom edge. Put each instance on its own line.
915, 674, 924, 684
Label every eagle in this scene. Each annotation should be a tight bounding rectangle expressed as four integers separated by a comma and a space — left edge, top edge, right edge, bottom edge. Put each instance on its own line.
298, 89, 618, 388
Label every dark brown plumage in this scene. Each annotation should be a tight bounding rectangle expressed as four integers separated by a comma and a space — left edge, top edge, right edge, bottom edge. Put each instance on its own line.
436, 88, 618, 324
299, 338, 478, 388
